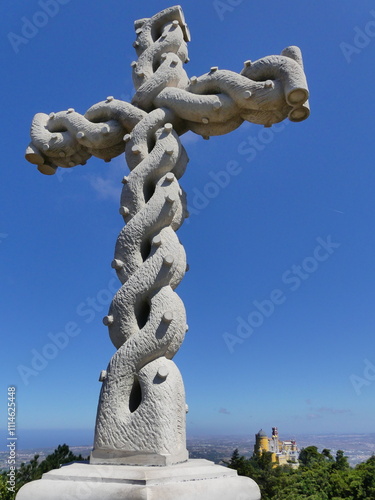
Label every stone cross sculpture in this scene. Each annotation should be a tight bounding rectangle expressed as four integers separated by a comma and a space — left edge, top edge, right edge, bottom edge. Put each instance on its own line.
21, 5, 309, 499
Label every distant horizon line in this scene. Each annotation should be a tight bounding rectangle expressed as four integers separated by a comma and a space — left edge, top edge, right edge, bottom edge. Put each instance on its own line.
1, 430, 375, 453
1, 429, 374, 435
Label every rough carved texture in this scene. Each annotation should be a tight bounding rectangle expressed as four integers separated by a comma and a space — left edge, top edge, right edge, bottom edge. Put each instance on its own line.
92, 107, 190, 465
24, 5, 310, 468
25, 6, 308, 176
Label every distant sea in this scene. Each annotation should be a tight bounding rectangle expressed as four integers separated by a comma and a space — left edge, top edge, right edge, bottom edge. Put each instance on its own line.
0, 429, 94, 451
1, 430, 374, 467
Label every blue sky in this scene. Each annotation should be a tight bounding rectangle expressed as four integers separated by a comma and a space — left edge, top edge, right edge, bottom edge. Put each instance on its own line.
1, 0, 375, 450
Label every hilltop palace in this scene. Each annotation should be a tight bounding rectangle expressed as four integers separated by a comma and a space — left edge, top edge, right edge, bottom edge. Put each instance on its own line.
254, 427, 300, 468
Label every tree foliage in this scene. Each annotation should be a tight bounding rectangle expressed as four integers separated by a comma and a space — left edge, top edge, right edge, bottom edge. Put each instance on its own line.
228, 447, 375, 500
0, 474, 14, 500
2, 443, 375, 499
1, 444, 88, 496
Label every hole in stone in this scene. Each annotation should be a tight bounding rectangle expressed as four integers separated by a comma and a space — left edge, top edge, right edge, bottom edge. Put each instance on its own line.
129, 376, 142, 413
147, 136, 156, 153
90, 116, 104, 124
143, 181, 155, 203
141, 239, 152, 262
151, 26, 163, 43
49, 126, 68, 133
152, 58, 161, 73
135, 300, 150, 330
200, 90, 220, 96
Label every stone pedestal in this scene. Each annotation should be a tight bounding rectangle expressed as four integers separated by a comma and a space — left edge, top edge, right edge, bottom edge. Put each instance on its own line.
16, 459, 261, 500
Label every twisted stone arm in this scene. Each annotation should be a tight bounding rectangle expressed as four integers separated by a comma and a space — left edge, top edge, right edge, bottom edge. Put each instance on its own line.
25, 100, 146, 175
25, 5, 309, 175
154, 53, 309, 137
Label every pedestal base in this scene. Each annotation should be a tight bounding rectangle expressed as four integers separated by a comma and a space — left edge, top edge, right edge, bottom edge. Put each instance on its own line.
16, 459, 261, 500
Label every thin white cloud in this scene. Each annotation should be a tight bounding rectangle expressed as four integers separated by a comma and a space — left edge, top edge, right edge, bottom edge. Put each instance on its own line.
307, 413, 322, 420
88, 175, 121, 202
85, 157, 125, 202
180, 130, 201, 146
219, 407, 231, 415
316, 407, 352, 415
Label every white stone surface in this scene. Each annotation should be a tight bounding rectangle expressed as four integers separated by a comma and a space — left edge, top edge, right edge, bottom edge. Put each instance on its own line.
92, 106, 189, 465
16, 460, 261, 500
25, 6, 309, 175
92, 358, 188, 466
